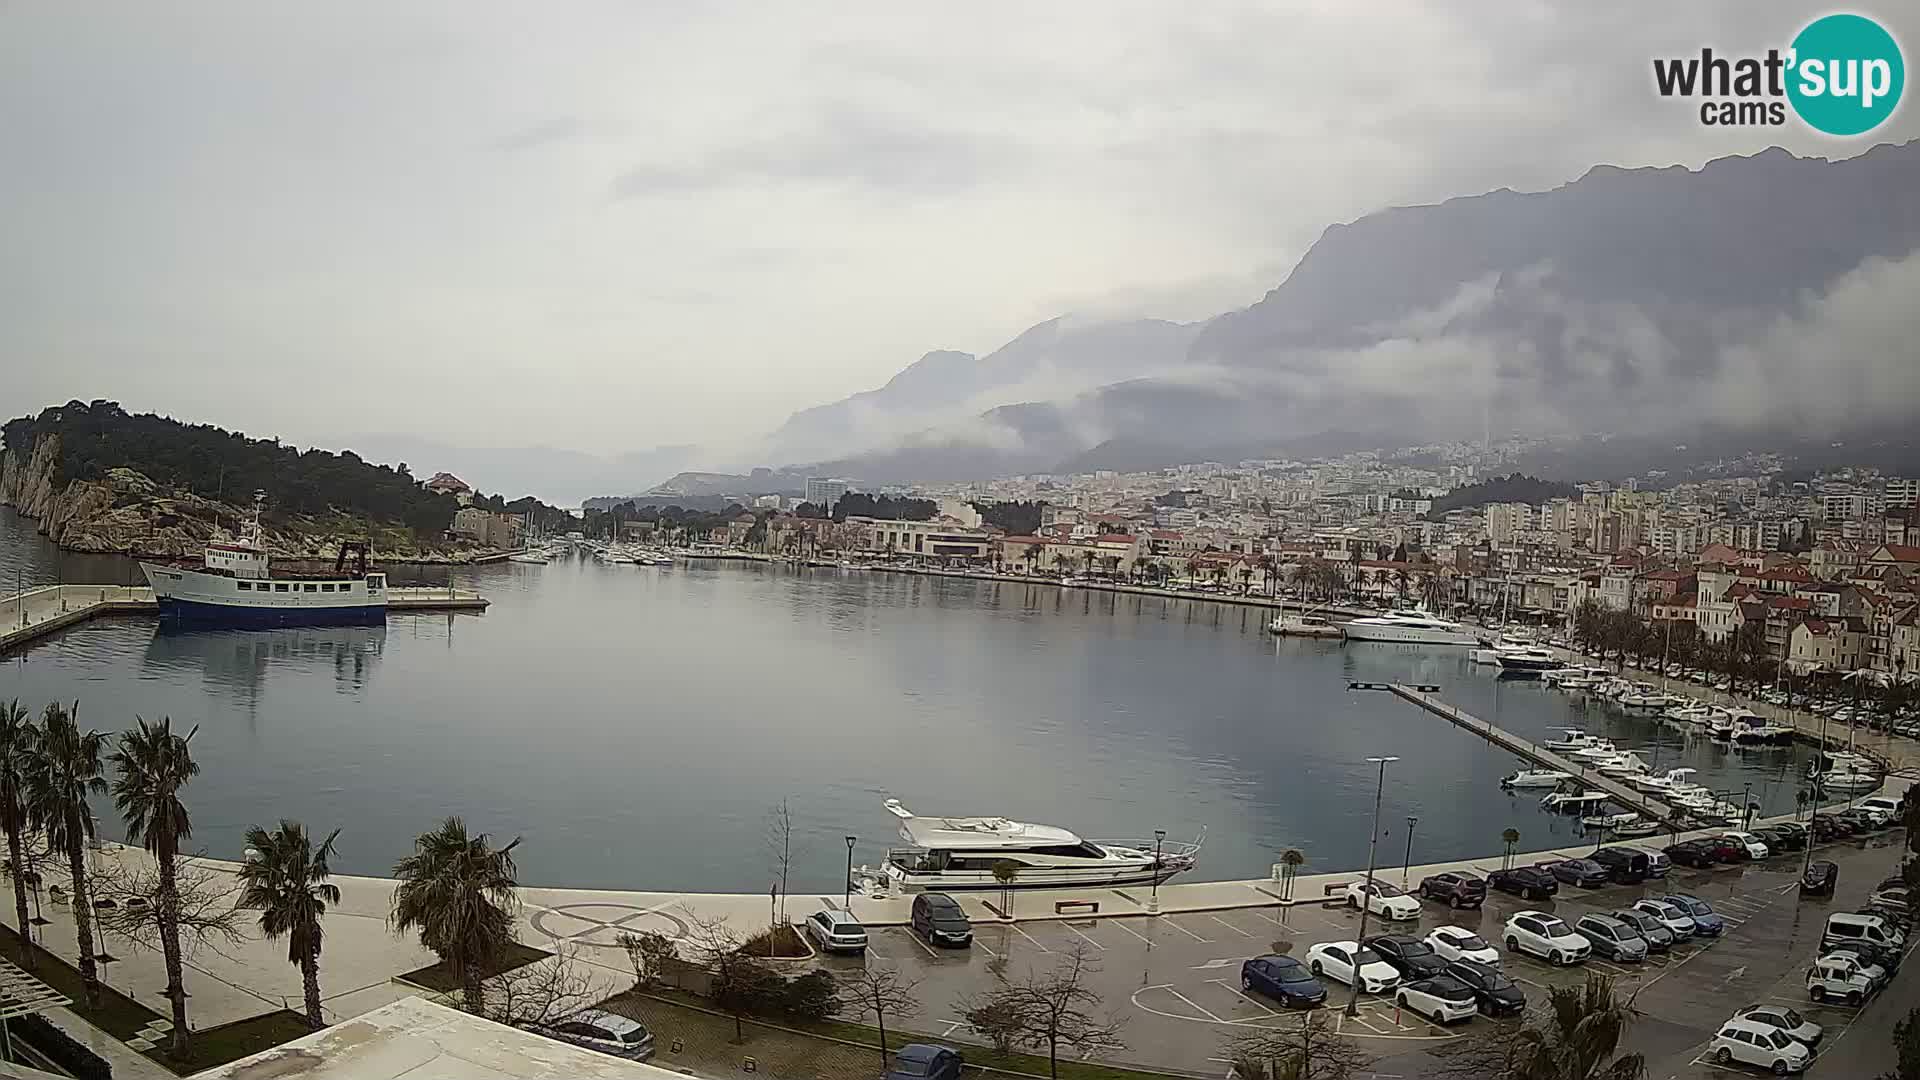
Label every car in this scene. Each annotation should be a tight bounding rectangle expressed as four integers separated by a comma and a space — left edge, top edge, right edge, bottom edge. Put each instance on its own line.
884, 1043, 965, 1080
910, 893, 973, 948
1345, 880, 1421, 920
1836, 808, 1884, 833
1631, 898, 1698, 938
803, 908, 868, 954
1590, 847, 1650, 884
1699, 836, 1752, 863
1771, 822, 1810, 849
1425, 925, 1501, 965
1733, 1004, 1824, 1047
1807, 954, 1879, 1004
1664, 840, 1720, 869
1240, 954, 1328, 1008
1445, 959, 1526, 1016
1754, 826, 1803, 853
1630, 845, 1672, 878
533, 1009, 656, 1061
1800, 861, 1839, 897
1365, 934, 1450, 980
1574, 914, 1649, 962
1811, 813, 1855, 838
1417, 870, 1488, 909
1304, 941, 1401, 994
1719, 831, 1770, 859
1870, 885, 1912, 917
1611, 908, 1675, 952
1708, 1017, 1811, 1075
1488, 865, 1560, 900
1858, 795, 1903, 820
1665, 894, 1726, 935
1823, 939, 1901, 977
1396, 976, 1479, 1024
1503, 911, 1591, 965
1538, 858, 1611, 887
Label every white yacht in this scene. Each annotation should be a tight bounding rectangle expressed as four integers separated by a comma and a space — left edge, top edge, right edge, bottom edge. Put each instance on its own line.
1267, 607, 1344, 638
1816, 768, 1882, 793
1568, 739, 1621, 761
507, 549, 549, 565
1494, 645, 1564, 673
1630, 766, 1699, 795
1597, 751, 1653, 780
1665, 702, 1716, 726
1541, 791, 1610, 812
1544, 729, 1599, 752
863, 800, 1201, 893
1501, 768, 1574, 789
1616, 684, 1668, 710
1337, 608, 1482, 646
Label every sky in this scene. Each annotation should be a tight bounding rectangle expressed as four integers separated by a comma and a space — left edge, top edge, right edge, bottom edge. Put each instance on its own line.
2, 2, 1915, 465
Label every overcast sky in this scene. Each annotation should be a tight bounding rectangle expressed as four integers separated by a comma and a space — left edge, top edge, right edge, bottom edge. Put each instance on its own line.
2, 2, 1913, 460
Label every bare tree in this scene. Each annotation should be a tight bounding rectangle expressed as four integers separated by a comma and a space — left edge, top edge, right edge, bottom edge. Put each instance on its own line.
961, 942, 1124, 1078
765, 799, 793, 927
1223, 1012, 1371, 1080
91, 852, 245, 962
681, 909, 780, 1042
841, 962, 921, 1071
483, 945, 597, 1028
616, 929, 678, 991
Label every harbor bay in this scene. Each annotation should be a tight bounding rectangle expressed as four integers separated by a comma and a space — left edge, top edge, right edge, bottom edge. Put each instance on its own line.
2, 508, 1819, 895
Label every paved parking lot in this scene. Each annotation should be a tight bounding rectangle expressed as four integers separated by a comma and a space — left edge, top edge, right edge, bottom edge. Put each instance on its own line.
816, 829, 1911, 1076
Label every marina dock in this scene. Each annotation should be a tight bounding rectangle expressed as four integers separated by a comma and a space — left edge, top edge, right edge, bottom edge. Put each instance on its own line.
1385, 682, 1683, 826
2, 583, 488, 653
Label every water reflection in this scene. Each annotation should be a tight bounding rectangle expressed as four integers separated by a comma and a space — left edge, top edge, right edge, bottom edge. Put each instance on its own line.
142, 624, 387, 699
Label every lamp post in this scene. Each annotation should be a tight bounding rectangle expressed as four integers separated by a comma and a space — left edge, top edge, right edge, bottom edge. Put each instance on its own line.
843, 836, 857, 912
1742, 782, 1754, 830
1401, 816, 1418, 887
1348, 755, 1399, 1017
1150, 829, 1167, 914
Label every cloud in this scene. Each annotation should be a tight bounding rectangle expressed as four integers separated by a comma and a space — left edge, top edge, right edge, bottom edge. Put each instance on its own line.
489, 117, 582, 152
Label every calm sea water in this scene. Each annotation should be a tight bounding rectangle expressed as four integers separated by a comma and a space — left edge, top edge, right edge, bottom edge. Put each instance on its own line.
1, 508, 1816, 893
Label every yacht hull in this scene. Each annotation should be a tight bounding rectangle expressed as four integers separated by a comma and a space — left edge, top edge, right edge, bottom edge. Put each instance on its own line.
1340, 624, 1481, 646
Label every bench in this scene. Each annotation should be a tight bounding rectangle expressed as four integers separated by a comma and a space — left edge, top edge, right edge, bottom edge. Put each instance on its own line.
1054, 900, 1099, 916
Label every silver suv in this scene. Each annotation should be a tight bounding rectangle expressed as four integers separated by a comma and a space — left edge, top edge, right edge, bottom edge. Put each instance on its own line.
534, 1009, 655, 1060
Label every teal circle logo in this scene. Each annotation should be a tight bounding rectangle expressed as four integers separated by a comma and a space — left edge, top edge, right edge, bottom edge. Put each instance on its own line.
1787, 14, 1904, 136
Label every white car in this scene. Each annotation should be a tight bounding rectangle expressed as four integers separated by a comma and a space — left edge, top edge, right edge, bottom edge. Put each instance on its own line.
1858, 795, 1902, 820
1733, 1004, 1823, 1048
1304, 941, 1401, 994
1425, 925, 1500, 966
1721, 831, 1770, 859
1632, 898, 1697, 937
802, 908, 868, 954
1503, 911, 1591, 966
1396, 976, 1478, 1024
1345, 880, 1421, 921
1808, 952, 1883, 1003
1708, 1017, 1810, 1074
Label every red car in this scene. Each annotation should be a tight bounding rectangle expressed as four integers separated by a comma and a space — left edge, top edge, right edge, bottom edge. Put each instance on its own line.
1700, 836, 1750, 863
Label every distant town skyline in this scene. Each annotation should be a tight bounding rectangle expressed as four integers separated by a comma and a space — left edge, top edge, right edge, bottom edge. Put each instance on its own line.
5, 4, 1916, 462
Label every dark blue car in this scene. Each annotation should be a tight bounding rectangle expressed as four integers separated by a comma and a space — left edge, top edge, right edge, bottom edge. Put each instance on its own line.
1666, 894, 1724, 936
1241, 954, 1328, 1008
885, 1043, 965, 1080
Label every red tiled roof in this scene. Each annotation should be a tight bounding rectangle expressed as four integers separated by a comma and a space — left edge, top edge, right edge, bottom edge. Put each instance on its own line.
1095, 534, 1137, 545
1879, 544, 1920, 563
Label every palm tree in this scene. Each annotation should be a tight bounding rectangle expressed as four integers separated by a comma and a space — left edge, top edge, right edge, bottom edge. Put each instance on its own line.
23, 701, 108, 1009
236, 821, 341, 1029
1279, 849, 1305, 901
0, 701, 37, 969
1510, 973, 1646, 1079
109, 716, 200, 1054
390, 817, 521, 1013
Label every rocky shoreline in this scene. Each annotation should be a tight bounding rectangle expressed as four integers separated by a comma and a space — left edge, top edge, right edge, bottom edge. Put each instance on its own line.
1, 438, 506, 565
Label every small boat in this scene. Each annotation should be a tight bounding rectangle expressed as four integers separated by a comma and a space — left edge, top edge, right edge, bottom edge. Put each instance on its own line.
1815, 768, 1882, 793
1495, 646, 1565, 673
1545, 729, 1598, 752
1568, 739, 1621, 760
1617, 684, 1668, 710
1541, 791, 1611, 812
1666, 703, 1716, 725
1582, 810, 1639, 829
1598, 752, 1653, 779
1268, 606, 1344, 638
507, 550, 549, 565
1501, 768, 1574, 789
1629, 767, 1697, 795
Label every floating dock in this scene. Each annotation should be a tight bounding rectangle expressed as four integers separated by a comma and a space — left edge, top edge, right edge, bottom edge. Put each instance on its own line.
1383, 682, 1682, 826
2, 583, 488, 654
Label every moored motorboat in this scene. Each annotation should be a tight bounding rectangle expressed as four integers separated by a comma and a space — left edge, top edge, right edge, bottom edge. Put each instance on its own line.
1541, 791, 1611, 813
1501, 768, 1574, 789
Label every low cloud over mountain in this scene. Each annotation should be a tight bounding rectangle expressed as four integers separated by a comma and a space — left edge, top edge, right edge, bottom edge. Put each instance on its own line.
770, 141, 1920, 483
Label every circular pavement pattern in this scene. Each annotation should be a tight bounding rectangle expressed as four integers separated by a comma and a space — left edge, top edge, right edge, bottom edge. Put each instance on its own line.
529, 902, 692, 950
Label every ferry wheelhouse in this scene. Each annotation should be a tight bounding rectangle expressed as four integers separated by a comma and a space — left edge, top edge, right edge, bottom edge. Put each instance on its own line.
140, 495, 387, 626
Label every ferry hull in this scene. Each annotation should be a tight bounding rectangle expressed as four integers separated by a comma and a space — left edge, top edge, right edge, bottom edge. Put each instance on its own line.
156, 596, 386, 627
142, 562, 388, 628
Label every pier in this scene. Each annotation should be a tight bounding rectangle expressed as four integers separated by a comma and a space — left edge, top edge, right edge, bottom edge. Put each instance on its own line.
1383, 682, 1683, 825
2, 583, 488, 653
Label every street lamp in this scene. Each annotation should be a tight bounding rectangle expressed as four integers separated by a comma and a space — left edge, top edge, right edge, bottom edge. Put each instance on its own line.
1742, 782, 1754, 830
843, 836, 857, 912
1348, 755, 1400, 1017
1401, 816, 1418, 887
1150, 829, 1167, 914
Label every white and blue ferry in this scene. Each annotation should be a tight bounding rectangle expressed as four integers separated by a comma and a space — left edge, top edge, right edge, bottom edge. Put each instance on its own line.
140, 497, 387, 626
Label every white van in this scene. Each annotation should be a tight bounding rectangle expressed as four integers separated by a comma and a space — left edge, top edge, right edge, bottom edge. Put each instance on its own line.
1807, 956, 1877, 1005
1858, 795, 1902, 819
1822, 912, 1906, 952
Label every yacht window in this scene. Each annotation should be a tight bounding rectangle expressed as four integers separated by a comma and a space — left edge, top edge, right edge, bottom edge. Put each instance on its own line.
1028, 842, 1108, 859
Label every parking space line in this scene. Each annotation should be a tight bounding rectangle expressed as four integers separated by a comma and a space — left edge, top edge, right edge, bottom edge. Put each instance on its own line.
1108, 920, 1154, 946
973, 935, 1001, 959
1206, 914, 1256, 938
1062, 921, 1107, 951
1008, 924, 1053, 953
1344, 1012, 1387, 1035
1206, 978, 1278, 1016
1163, 918, 1213, 943
903, 929, 940, 959
1161, 986, 1226, 1023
